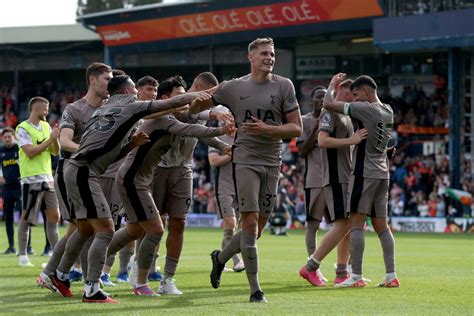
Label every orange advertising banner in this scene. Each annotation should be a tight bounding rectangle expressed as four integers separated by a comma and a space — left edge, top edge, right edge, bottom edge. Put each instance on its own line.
397, 124, 449, 135
96, 0, 383, 46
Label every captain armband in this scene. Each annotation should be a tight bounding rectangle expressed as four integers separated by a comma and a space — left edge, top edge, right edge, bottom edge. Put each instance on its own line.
343, 103, 351, 115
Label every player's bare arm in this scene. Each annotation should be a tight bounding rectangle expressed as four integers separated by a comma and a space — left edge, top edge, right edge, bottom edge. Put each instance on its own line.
298, 127, 318, 158
242, 110, 302, 138
323, 73, 347, 114
318, 128, 368, 148
208, 152, 232, 167
59, 128, 79, 152
150, 91, 212, 113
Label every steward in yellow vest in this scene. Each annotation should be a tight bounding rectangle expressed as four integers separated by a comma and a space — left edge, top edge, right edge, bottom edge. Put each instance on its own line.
15, 96, 60, 267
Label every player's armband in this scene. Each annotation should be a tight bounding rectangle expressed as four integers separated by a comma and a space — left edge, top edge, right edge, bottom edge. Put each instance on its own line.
343, 103, 351, 115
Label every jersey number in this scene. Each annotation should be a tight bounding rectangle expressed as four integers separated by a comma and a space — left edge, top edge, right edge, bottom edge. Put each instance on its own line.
94, 107, 123, 132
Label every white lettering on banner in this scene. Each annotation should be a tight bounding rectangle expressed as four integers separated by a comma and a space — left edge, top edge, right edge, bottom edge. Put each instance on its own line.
177, 2, 318, 36
282, 1, 318, 22
103, 31, 131, 41
229, 10, 245, 28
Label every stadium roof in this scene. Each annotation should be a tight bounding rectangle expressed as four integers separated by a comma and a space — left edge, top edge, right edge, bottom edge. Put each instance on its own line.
0, 24, 100, 44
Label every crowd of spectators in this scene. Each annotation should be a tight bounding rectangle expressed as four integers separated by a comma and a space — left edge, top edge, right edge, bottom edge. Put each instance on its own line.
0, 81, 472, 220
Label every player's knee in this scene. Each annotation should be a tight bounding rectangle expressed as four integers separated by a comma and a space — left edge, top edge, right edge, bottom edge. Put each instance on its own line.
127, 224, 144, 239
223, 217, 237, 230
169, 218, 185, 234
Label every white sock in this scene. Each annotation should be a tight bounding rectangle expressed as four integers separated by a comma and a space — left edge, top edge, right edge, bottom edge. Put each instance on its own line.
19, 255, 29, 262
135, 283, 146, 288
352, 273, 362, 280
56, 269, 68, 281
72, 267, 82, 273
309, 255, 320, 265
386, 272, 397, 280
85, 281, 100, 297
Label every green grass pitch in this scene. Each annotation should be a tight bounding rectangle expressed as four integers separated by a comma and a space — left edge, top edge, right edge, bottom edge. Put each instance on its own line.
0, 225, 473, 315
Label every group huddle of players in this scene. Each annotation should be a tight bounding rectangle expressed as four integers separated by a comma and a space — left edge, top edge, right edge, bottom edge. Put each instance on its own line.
32, 37, 398, 304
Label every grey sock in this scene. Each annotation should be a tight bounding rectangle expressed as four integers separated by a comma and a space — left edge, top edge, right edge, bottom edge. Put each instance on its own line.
306, 257, 320, 272
222, 229, 241, 266
164, 256, 179, 279
46, 222, 59, 249
86, 232, 114, 283
107, 228, 136, 258
105, 254, 116, 268
305, 220, 320, 257
135, 235, 143, 255
335, 264, 348, 278
379, 228, 396, 274
119, 247, 134, 274
137, 234, 162, 270
241, 231, 261, 294
57, 230, 90, 276
350, 228, 365, 275
44, 235, 67, 275
148, 252, 158, 274
218, 230, 242, 264
18, 220, 29, 256
80, 236, 94, 281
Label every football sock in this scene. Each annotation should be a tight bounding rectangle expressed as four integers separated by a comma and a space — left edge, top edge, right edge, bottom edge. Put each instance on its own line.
241, 231, 261, 294
335, 264, 349, 278
164, 256, 179, 279
218, 230, 241, 264
306, 255, 320, 272
46, 222, 59, 249
18, 220, 29, 256
222, 229, 241, 265
119, 247, 134, 274
86, 232, 114, 283
379, 228, 396, 274
107, 227, 136, 257
57, 230, 89, 278
137, 234, 162, 271
350, 227, 365, 275
305, 220, 320, 257
44, 235, 67, 275
80, 237, 94, 281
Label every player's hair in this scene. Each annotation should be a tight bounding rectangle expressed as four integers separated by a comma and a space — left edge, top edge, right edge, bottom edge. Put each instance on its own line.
28, 96, 49, 112
195, 72, 218, 87
107, 75, 132, 96
112, 68, 126, 77
340, 79, 354, 89
248, 37, 274, 53
137, 75, 159, 88
350, 75, 377, 91
86, 62, 112, 87
157, 75, 187, 99
2, 126, 14, 136
310, 86, 327, 99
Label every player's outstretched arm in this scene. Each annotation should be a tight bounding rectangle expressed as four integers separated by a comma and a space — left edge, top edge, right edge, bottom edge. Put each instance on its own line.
323, 73, 346, 114
242, 110, 302, 139
318, 129, 368, 148
150, 91, 212, 113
